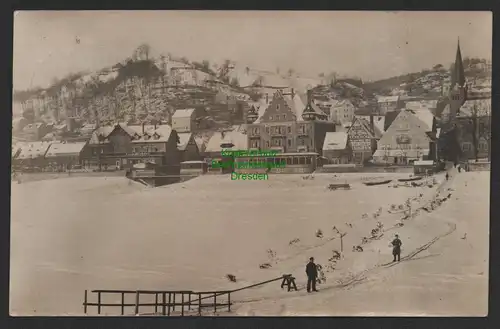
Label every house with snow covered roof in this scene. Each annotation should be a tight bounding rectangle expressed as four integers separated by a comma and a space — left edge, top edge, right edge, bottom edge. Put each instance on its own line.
45, 141, 88, 169
345, 116, 382, 165
14, 141, 54, 167
329, 99, 356, 124
376, 95, 403, 115
177, 132, 201, 162
204, 128, 248, 159
245, 89, 334, 155
372, 108, 438, 165
85, 122, 180, 170
322, 132, 352, 164
443, 97, 491, 161
172, 108, 196, 133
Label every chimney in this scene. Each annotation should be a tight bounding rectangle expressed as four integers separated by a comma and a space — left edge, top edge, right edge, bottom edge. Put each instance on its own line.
307, 90, 312, 105
291, 88, 295, 99
265, 93, 269, 104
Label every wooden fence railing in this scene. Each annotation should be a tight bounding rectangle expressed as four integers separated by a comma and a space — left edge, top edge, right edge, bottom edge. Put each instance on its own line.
83, 274, 297, 316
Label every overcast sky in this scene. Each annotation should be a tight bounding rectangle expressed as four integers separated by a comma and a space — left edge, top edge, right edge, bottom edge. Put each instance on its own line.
13, 11, 492, 91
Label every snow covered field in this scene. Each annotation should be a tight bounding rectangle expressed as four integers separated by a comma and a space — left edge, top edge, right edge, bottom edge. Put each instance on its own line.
10, 170, 489, 316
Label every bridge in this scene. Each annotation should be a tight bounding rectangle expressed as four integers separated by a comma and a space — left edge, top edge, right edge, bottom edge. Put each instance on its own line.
83, 274, 297, 316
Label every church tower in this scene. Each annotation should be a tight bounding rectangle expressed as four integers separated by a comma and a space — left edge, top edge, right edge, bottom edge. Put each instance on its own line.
446, 38, 468, 124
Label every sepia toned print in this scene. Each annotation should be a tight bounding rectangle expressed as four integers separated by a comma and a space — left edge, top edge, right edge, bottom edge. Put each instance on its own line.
11, 11, 490, 316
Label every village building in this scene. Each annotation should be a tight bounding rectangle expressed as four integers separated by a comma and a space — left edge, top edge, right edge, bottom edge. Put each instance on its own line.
13, 141, 53, 169
177, 132, 202, 162
329, 99, 356, 124
322, 132, 352, 164
204, 126, 248, 173
85, 123, 181, 170
372, 108, 438, 165
435, 39, 491, 163
245, 89, 334, 154
344, 116, 382, 165
452, 98, 491, 161
172, 108, 197, 133
376, 95, 403, 115
45, 141, 88, 170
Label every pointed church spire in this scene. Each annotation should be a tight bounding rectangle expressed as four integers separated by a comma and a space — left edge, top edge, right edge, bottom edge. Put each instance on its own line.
451, 38, 466, 88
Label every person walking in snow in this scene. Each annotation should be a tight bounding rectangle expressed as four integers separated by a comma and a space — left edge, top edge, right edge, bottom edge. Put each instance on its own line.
445, 172, 449, 181
392, 234, 402, 262
305, 257, 319, 293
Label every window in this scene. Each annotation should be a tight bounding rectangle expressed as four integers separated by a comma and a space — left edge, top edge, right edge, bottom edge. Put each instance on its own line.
305, 157, 312, 165
299, 138, 305, 146
266, 141, 270, 147
479, 142, 488, 151
462, 142, 472, 151
276, 104, 280, 111
283, 115, 286, 120
287, 139, 292, 147
269, 116, 273, 121
287, 126, 291, 133
299, 157, 306, 165
286, 157, 292, 165
266, 126, 270, 134
293, 157, 299, 165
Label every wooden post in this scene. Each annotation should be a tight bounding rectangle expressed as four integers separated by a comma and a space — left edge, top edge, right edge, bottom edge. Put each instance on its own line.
172, 293, 176, 312
181, 293, 185, 316
167, 293, 171, 316
135, 291, 140, 315
162, 293, 166, 315
83, 290, 88, 314
228, 292, 231, 312
188, 293, 191, 310
155, 293, 158, 314
340, 232, 347, 257
97, 291, 102, 315
198, 293, 202, 316
121, 292, 125, 315
213, 293, 217, 313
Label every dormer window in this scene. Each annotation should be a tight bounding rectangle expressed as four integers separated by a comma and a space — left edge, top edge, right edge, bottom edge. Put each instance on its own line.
144, 134, 151, 140
276, 104, 280, 111
153, 133, 160, 140
269, 116, 273, 121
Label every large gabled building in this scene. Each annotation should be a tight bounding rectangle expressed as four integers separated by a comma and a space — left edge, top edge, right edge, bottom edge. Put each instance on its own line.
245, 89, 334, 155
85, 122, 181, 170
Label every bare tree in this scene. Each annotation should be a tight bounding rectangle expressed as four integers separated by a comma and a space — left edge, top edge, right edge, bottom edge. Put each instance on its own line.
135, 43, 151, 61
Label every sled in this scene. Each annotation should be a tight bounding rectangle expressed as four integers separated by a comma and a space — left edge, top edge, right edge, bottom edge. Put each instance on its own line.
363, 179, 392, 186
398, 176, 423, 182
328, 183, 351, 190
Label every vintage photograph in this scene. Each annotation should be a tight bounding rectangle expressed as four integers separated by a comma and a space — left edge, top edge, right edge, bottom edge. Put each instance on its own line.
11, 11, 491, 316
